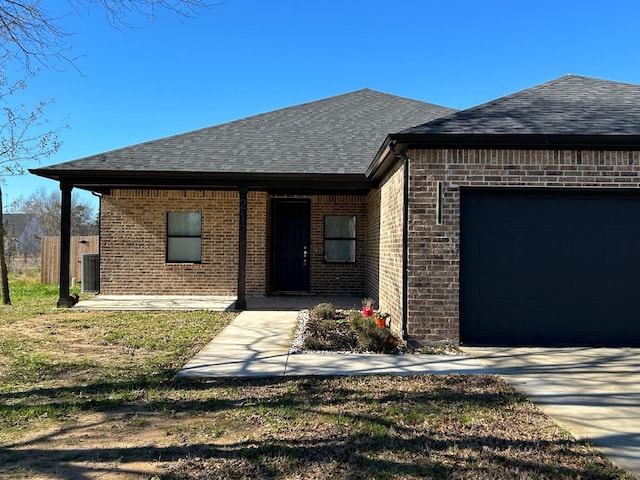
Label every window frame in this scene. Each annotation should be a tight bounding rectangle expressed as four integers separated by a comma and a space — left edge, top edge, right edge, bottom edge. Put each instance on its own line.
323, 214, 357, 264
166, 211, 202, 264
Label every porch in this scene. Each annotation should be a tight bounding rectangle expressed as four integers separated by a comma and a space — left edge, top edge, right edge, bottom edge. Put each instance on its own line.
72, 294, 364, 312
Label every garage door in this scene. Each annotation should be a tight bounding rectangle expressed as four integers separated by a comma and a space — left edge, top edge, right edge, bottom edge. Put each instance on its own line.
460, 188, 640, 346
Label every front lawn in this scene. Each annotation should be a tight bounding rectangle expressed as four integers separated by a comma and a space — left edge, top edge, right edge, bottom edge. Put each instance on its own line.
0, 277, 631, 479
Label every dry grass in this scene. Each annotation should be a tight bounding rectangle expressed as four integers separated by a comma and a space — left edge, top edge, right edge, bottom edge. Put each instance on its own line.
0, 279, 632, 479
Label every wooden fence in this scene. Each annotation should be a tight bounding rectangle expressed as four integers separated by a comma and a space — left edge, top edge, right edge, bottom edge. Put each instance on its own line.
41, 236, 99, 285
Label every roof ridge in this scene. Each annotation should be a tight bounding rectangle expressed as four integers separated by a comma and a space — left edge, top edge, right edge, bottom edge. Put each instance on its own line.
561, 73, 640, 88
400, 75, 606, 132
440, 76, 575, 121
395, 74, 640, 138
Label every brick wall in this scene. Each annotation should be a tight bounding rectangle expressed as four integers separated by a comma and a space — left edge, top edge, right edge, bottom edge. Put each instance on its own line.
377, 162, 405, 335
407, 148, 640, 344
100, 189, 365, 297
247, 191, 269, 294
365, 189, 380, 303
100, 189, 268, 295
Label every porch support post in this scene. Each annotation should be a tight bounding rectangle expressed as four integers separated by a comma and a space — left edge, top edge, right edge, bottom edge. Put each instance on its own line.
236, 186, 248, 311
57, 181, 73, 308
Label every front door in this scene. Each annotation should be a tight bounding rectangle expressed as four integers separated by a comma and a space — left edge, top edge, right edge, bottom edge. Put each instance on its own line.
272, 200, 310, 292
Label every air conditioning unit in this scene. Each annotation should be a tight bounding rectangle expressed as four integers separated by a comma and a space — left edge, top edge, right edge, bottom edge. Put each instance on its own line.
82, 253, 100, 293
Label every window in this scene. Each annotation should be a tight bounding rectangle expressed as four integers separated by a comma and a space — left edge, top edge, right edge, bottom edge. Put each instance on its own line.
167, 212, 202, 263
324, 215, 356, 263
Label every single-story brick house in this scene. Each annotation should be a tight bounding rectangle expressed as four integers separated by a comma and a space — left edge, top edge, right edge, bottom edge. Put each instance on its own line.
31, 75, 640, 346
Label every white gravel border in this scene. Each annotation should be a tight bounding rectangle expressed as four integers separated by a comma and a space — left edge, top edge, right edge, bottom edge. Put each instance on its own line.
289, 309, 310, 354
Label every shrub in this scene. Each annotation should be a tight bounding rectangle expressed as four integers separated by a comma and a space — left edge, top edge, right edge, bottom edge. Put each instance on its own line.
304, 337, 331, 351
304, 308, 401, 354
357, 327, 399, 354
349, 312, 400, 353
319, 319, 338, 332
347, 310, 371, 330
313, 303, 336, 320
303, 316, 358, 351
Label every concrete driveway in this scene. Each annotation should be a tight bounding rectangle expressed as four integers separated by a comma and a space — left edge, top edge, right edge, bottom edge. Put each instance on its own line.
464, 347, 640, 478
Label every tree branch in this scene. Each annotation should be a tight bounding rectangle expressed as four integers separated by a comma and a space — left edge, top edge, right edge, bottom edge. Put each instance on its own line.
0, 0, 73, 72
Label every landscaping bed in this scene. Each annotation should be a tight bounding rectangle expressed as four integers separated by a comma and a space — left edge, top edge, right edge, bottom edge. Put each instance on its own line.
291, 303, 465, 355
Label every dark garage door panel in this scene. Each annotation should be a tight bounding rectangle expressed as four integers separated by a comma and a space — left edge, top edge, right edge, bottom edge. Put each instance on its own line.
460, 189, 640, 346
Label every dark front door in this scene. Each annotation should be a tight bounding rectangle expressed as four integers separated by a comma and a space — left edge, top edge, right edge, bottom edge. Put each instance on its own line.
272, 200, 310, 292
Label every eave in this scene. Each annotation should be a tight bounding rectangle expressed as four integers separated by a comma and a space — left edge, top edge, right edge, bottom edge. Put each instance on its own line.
28, 169, 373, 194
388, 133, 640, 150
367, 133, 640, 182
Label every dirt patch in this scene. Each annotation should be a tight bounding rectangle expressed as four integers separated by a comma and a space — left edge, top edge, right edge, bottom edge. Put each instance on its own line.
6, 412, 171, 479
2, 375, 631, 479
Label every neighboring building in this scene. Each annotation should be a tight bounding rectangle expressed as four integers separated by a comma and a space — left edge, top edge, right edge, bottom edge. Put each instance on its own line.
3, 214, 45, 257
30, 75, 640, 347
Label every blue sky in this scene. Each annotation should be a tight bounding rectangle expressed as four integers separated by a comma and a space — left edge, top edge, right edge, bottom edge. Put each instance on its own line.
6, 0, 640, 209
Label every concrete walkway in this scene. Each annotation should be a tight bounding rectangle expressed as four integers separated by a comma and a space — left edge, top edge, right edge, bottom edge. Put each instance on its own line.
177, 313, 640, 477
76, 296, 639, 476
465, 347, 640, 478
176, 310, 486, 378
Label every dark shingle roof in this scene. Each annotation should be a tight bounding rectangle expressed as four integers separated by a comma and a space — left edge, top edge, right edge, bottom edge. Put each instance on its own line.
34, 89, 454, 179
398, 75, 640, 136
4, 214, 28, 235
3, 214, 40, 236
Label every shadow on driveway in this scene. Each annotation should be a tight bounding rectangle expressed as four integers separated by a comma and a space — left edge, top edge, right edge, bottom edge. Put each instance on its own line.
464, 347, 640, 478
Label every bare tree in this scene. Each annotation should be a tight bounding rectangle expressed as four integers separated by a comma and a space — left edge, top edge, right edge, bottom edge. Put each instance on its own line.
0, 193, 9, 304
8, 187, 98, 236
0, 0, 213, 72
0, 0, 215, 304
0, 71, 62, 304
